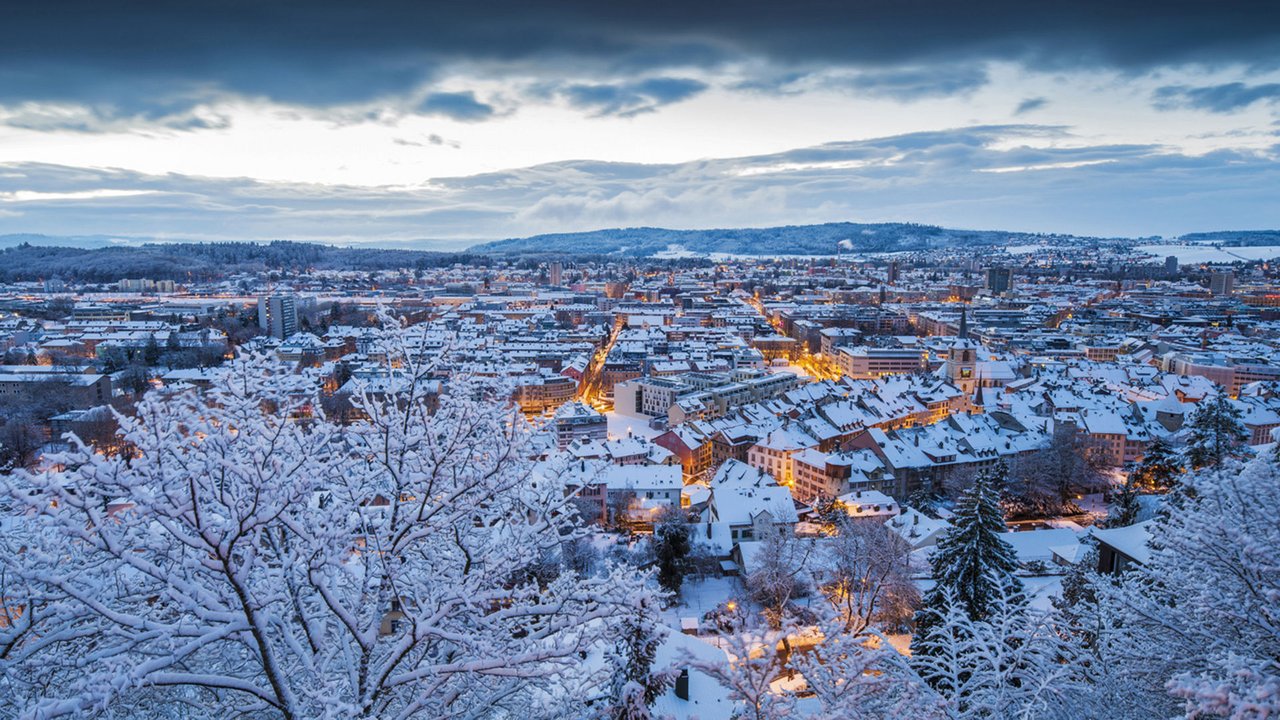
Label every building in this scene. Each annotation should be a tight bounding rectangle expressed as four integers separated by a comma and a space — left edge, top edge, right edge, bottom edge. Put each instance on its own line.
1164, 255, 1179, 277
549, 261, 563, 286
512, 372, 578, 413
552, 401, 608, 449
791, 447, 893, 501
986, 266, 1014, 295
258, 293, 299, 340
0, 367, 112, 408
747, 424, 819, 486
836, 347, 927, 379
1093, 520, 1153, 575
1209, 270, 1235, 296
705, 460, 799, 543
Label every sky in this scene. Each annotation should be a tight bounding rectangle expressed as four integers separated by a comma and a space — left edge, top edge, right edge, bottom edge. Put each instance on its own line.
0, 0, 1277, 246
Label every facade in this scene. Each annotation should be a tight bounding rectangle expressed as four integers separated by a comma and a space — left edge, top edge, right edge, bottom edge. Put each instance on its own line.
258, 293, 299, 340
836, 347, 928, 379
986, 267, 1014, 294
791, 447, 894, 502
513, 373, 578, 413
552, 401, 608, 449
0, 367, 112, 408
1209, 271, 1235, 296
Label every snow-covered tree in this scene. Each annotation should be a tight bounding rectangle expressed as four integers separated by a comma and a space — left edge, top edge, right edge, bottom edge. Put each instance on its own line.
1129, 436, 1178, 492
652, 504, 692, 597
1051, 540, 1102, 648
1183, 393, 1247, 470
0, 323, 649, 719
912, 465, 1023, 663
818, 517, 918, 634
602, 596, 670, 720
912, 585, 1094, 720
1103, 455, 1280, 718
790, 622, 943, 719
1105, 475, 1141, 528
744, 526, 813, 630
1005, 428, 1104, 517
683, 627, 794, 720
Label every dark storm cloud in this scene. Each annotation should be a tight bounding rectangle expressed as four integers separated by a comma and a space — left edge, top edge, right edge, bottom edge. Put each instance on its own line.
1154, 82, 1280, 112
1, 0, 1276, 113
417, 92, 495, 122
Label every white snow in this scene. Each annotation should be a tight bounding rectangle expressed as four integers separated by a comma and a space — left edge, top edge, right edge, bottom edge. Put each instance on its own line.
1134, 244, 1280, 264
606, 410, 663, 440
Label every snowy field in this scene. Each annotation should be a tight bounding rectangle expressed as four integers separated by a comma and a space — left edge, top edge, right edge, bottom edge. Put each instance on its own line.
1135, 244, 1280, 264
605, 410, 663, 440
1004, 244, 1049, 255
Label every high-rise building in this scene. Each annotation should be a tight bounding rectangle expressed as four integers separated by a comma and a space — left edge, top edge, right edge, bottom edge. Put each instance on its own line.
887, 261, 899, 284
258, 292, 299, 339
986, 266, 1014, 294
549, 261, 563, 286
1165, 255, 1179, 277
1209, 271, 1235, 296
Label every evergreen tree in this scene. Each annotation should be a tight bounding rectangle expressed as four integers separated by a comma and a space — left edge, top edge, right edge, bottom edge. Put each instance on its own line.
653, 505, 692, 596
1106, 476, 1141, 528
1130, 436, 1178, 491
1051, 540, 1102, 648
142, 334, 161, 366
912, 465, 1024, 663
1184, 394, 1247, 470
605, 596, 671, 720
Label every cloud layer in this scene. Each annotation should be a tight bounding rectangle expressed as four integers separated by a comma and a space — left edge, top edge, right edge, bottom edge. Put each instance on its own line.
1, 126, 1275, 243
1, 0, 1276, 116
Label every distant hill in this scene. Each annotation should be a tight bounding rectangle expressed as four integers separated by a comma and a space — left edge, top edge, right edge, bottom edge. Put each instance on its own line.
1178, 230, 1280, 247
0, 233, 154, 250
467, 222, 1110, 257
0, 241, 482, 283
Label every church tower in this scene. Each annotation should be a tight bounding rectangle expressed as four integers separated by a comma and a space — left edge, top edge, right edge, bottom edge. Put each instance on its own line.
947, 307, 978, 395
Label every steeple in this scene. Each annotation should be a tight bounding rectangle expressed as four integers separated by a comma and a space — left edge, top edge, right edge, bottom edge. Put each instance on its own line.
958, 306, 969, 340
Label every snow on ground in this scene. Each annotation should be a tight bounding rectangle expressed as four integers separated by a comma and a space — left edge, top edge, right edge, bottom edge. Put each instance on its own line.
667, 576, 743, 627
605, 410, 662, 440
1004, 244, 1049, 255
1023, 575, 1065, 612
769, 363, 809, 379
1135, 244, 1280, 264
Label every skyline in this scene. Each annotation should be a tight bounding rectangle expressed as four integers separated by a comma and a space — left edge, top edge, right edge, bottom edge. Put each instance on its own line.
1, 1, 1278, 242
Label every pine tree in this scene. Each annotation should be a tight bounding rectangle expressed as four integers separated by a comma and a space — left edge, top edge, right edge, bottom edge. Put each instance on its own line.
912, 464, 1024, 663
1051, 540, 1101, 648
605, 596, 671, 720
1184, 394, 1247, 470
1106, 476, 1141, 528
1130, 436, 1178, 491
142, 333, 161, 366
653, 505, 692, 596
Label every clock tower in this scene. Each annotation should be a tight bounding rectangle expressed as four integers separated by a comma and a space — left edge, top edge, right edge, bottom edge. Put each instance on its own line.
947, 307, 978, 395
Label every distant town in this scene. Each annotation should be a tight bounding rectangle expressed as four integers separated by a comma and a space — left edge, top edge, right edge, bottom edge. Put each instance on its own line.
0, 236, 1277, 716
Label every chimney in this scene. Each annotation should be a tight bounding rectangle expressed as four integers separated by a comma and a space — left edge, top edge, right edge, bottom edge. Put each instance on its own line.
675, 668, 690, 700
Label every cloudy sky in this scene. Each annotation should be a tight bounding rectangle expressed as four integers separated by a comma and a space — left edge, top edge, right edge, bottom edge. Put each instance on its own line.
0, 0, 1277, 245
